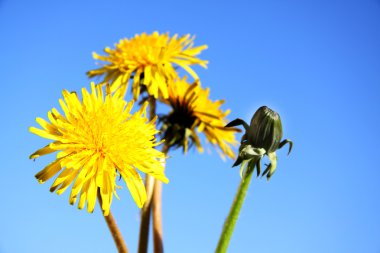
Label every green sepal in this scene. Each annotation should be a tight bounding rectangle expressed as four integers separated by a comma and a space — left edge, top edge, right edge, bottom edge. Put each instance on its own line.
239, 158, 257, 179
278, 139, 293, 155
233, 145, 265, 168
225, 118, 249, 132
256, 159, 261, 177
239, 160, 248, 178
261, 164, 270, 179
232, 156, 243, 167
266, 152, 277, 180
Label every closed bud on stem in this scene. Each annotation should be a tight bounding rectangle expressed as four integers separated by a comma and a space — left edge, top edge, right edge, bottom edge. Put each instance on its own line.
248, 106, 283, 153
216, 106, 293, 253
226, 106, 292, 180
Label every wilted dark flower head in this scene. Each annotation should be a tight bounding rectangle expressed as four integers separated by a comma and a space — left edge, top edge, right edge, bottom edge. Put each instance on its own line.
226, 106, 292, 180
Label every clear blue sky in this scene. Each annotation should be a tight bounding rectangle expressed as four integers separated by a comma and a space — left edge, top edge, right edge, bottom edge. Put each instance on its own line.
1, 0, 379, 252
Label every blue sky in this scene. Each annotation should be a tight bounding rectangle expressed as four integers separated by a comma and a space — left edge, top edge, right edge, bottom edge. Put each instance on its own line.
1, 0, 379, 252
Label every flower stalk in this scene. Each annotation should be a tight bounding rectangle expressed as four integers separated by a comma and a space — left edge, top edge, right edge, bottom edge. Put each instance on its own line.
152, 143, 170, 253
138, 96, 158, 253
137, 175, 155, 253
152, 179, 164, 253
215, 158, 258, 253
216, 106, 292, 252
97, 193, 129, 253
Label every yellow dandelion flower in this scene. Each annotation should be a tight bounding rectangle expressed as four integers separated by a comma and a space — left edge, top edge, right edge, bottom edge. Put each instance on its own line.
160, 77, 238, 159
29, 83, 168, 215
87, 31, 208, 100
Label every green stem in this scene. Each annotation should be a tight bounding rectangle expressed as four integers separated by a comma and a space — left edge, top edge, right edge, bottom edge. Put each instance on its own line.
215, 159, 257, 253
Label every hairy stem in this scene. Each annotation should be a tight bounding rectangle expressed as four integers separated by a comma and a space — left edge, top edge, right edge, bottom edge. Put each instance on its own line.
98, 194, 129, 253
215, 159, 257, 253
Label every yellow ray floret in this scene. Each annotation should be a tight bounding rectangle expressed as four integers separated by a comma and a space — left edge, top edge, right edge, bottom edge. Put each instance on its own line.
160, 77, 238, 160
29, 83, 168, 215
87, 31, 208, 100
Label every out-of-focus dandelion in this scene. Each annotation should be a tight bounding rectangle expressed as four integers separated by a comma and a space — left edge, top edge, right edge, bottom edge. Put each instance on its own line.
159, 77, 238, 159
87, 31, 208, 100
29, 83, 168, 216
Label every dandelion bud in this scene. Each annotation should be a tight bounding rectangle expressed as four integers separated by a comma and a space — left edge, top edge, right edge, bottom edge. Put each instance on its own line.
226, 106, 292, 180
247, 106, 283, 154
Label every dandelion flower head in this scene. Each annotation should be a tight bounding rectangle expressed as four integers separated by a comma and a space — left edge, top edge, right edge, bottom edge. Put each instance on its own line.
87, 31, 208, 100
29, 83, 168, 215
160, 77, 238, 159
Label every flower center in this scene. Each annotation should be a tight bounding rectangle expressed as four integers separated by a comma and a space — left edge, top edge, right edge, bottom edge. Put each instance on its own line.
168, 99, 196, 129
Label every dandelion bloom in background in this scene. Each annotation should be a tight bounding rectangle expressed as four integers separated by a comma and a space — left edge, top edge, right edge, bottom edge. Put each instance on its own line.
29, 83, 168, 215
160, 77, 238, 160
87, 31, 208, 100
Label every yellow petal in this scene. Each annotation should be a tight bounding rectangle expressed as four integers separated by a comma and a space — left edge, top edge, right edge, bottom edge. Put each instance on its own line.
120, 169, 147, 208
29, 144, 56, 159
35, 158, 63, 183
54, 168, 78, 194
78, 179, 91, 210
87, 178, 97, 213
29, 127, 59, 140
